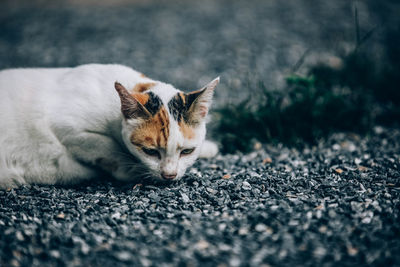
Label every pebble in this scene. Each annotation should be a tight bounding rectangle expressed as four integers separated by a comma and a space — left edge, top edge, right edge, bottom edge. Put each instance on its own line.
255, 224, 267, 232
180, 192, 190, 203
115, 251, 132, 261
222, 174, 231, 179
242, 181, 252, 190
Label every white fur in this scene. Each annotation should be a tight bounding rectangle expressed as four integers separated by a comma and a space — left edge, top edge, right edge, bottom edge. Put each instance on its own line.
0, 64, 218, 189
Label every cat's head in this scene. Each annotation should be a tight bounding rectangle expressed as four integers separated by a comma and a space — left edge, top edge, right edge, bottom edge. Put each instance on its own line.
114, 78, 219, 182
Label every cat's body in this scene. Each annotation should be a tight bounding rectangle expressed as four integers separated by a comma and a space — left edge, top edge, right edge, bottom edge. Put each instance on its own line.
0, 64, 219, 189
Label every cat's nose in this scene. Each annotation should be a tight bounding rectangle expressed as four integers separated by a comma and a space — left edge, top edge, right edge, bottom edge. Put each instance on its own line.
161, 172, 177, 180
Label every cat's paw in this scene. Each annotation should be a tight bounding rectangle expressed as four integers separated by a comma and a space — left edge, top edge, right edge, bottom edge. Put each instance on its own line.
199, 140, 219, 158
0, 174, 26, 190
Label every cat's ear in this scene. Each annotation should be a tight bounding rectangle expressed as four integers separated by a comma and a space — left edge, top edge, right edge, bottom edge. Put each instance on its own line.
114, 82, 151, 119
185, 77, 219, 124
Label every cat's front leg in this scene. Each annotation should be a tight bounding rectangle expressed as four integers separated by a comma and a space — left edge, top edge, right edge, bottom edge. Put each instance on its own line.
62, 132, 139, 182
199, 140, 219, 158
0, 169, 26, 189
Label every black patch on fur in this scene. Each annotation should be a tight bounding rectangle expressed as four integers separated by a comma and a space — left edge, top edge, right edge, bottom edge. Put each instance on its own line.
168, 94, 187, 122
144, 92, 162, 116
186, 93, 199, 108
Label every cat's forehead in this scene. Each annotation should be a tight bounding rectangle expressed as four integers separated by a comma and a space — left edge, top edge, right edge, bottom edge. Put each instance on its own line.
129, 87, 196, 150
148, 82, 181, 104
130, 103, 170, 148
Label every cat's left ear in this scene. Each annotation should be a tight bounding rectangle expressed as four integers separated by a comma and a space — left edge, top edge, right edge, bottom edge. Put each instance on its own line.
114, 82, 151, 120
185, 77, 219, 124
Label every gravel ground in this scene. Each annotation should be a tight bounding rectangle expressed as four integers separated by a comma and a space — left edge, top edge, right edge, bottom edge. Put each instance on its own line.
1, 128, 399, 266
1, 1, 399, 266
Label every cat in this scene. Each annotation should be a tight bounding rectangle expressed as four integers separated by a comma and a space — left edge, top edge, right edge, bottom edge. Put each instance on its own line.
0, 64, 219, 189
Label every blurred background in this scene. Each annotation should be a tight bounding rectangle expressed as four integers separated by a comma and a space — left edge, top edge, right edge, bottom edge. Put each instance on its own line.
1, 0, 399, 152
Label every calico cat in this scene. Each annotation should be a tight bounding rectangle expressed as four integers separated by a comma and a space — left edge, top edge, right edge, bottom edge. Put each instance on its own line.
0, 64, 219, 189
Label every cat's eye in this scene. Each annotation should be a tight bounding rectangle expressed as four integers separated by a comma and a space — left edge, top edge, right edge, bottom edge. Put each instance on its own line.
142, 147, 160, 159
181, 148, 195, 156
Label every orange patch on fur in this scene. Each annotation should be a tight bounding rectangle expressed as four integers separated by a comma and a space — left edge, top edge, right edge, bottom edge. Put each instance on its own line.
140, 73, 147, 78
130, 106, 170, 148
179, 92, 186, 105
132, 93, 149, 105
179, 121, 195, 139
133, 82, 156, 93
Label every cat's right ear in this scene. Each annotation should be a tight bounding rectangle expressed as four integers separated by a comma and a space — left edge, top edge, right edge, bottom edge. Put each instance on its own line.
114, 82, 151, 119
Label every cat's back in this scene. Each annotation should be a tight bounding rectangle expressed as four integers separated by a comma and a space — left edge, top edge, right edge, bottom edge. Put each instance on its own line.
0, 64, 143, 115
0, 64, 148, 137
0, 64, 141, 97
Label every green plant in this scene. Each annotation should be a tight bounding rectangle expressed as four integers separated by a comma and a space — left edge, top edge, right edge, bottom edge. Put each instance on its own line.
213, 5, 400, 154
214, 69, 374, 153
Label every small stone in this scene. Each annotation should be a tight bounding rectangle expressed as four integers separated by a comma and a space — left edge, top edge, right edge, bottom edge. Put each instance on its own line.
10, 259, 20, 267
12, 250, 22, 259
334, 168, 343, 174
313, 247, 327, 258
347, 246, 358, 256
195, 240, 209, 250
15, 231, 24, 241
238, 227, 249, 236
111, 212, 121, 219
332, 144, 340, 150
133, 184, 142, 189
306, 211, 313, 219
318, 225, 327, 233
50, 250, 61, 259
81, 242, 90, 255
222, 174, 231, 179
56, 213, 65, 219
134, 209, 145, 214
262, 157, 272, 164
242, 181, 252, 190
316, 210, 322, 219
218, 223, 227, 231
328, 210, 337, 218
357, 166, 368, 172
347, 143, 356, 152
206, 187, 217, 194
249, 171, 261, 177
255, 223, 267, 232
254, 142, 262, 150
374, 126, 384, 134
154, 229, 163, 236
180, 192, 190, 203
209, 164, 218, 169
229, 257, 241, 267
140, 257, 151, 267
270, 205, 279, 211
314, 204, 324, 210
362, 217, 372, 224
327, 56, 343, 69
218, 243, 232, 252
115, 251, 132, 261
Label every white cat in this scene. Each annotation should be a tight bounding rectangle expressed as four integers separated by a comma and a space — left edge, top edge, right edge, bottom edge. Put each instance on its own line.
0, 64, 219, 189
